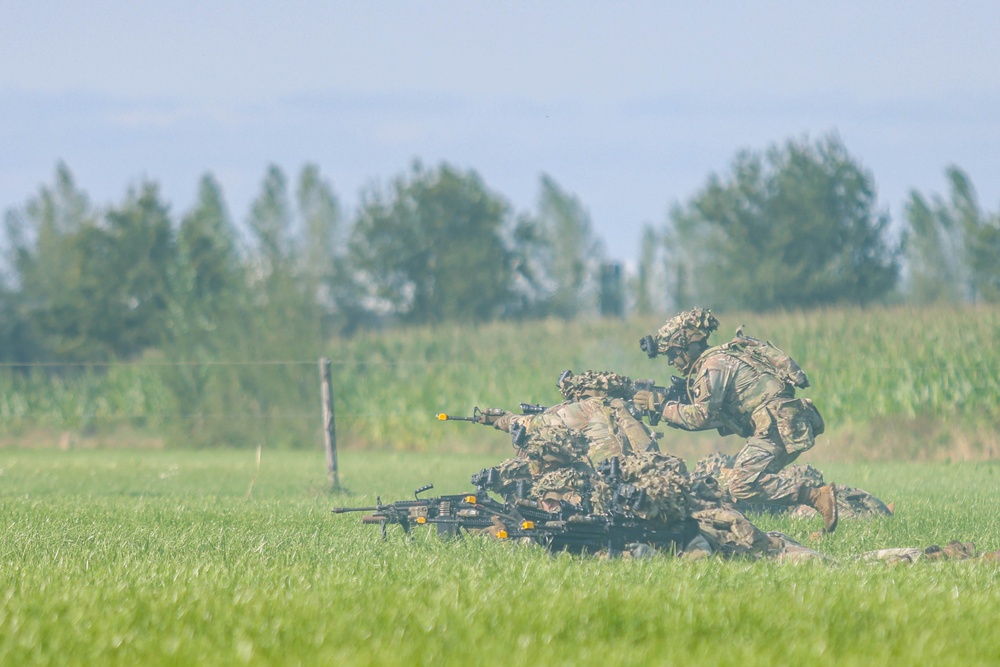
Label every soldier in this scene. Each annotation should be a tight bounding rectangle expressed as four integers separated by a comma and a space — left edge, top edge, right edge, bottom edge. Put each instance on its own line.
632, 308, 839, 532
493, 370, 660, 465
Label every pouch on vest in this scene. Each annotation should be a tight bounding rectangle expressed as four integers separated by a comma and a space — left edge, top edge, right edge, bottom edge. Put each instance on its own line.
769, 397, 823, 454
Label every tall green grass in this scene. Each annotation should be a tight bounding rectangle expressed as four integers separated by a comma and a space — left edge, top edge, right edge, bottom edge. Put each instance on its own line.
328, 306, 1000, 451
2, 305, 999, 456
2, 449, 999, 666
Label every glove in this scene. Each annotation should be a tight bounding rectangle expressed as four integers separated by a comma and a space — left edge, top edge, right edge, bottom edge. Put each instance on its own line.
479, 409, 510, 428
632, 389, 660, 413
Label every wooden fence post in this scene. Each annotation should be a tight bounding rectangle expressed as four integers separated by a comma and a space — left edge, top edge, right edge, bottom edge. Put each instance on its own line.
319, 357, 339, 489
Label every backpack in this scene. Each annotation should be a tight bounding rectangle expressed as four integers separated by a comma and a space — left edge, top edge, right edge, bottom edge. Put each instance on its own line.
723, 332, 810, 389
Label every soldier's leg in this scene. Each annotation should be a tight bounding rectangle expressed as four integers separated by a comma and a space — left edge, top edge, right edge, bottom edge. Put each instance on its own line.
728, 437, 803, 505
730, 438, 838, 531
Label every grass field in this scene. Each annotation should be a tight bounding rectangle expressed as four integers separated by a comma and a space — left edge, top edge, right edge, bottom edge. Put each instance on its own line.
3, 448, 1000, 666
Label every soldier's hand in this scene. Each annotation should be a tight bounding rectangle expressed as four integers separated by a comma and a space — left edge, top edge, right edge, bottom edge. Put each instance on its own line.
632, 389, 660, 413
494, 413, 514, 432
478, 408, 509, 427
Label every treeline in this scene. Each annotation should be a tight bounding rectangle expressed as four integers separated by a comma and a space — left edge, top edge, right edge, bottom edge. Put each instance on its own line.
2, 131, 998, 367
649, 135, 1000, 311
1, 161, 616, 365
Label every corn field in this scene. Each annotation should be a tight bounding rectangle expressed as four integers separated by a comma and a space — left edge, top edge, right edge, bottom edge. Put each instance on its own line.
1, 305, 998, 457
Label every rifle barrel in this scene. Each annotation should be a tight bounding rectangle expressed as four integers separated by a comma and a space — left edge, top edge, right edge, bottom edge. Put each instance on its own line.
331, 506, 379, 513
437, 413, 478, 422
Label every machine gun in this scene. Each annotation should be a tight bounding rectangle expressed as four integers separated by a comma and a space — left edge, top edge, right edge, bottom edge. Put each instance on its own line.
499, 506, 699, 556
331, 483, 507, 538
333, 474, 699, 557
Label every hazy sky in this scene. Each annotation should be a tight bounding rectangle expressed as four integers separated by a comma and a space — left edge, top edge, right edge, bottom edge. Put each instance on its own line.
2, 2, 999, 261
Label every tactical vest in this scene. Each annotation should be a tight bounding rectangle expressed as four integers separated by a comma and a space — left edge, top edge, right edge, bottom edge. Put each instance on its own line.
690, 334, 813, 439
720, 334, 810, 390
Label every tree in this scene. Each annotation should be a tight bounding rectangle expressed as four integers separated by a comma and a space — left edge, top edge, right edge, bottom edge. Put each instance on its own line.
666, 133, 900, 311
22, 182, 176, 360
904, 166, 1000, 304
3, 167, 175, 360
633, 224, 671, 316
347, 161, 517, 324
246, 164, 296, 285
174, 174, 244, 321
968, 216, 1000, 303
166, 174, 247, 359
296, 163, 343, 316
63, 182, 175, 359
532, 174, 605, 318
502, 212, 551, 318
2, 162, 94, 360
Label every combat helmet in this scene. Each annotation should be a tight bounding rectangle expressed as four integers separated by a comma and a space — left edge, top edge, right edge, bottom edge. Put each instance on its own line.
557, 370, 633, 400
641, 308, 719, 358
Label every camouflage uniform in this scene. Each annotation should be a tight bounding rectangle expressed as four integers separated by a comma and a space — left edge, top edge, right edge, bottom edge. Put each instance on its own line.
859, 541, 979, 564
778, 464, 893, 520
486, 369, 826, 557
495, 370, 659, 465
614, 451, 692, 523
645, 309, 826, 508
693, 455, 894, 520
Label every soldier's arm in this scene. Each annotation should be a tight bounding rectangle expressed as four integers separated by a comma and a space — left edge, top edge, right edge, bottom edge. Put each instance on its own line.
660, 363, 730, 431
494, 413, 532, 433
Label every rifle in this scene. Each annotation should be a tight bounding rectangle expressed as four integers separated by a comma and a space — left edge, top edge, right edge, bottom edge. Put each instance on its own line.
436, 402, 548, 426
630, 376, 687, 425
436, 406, 507, 425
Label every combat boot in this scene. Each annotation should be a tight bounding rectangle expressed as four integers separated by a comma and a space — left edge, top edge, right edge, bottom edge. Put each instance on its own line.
801, 484, 838, 533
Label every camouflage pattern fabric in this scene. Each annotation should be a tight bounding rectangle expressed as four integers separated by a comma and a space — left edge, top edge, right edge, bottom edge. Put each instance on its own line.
689, 506, 773, 558
691, 451, 733, 482
779, 464, 893, 519
859, 541, 978, 564
728, 336, 812, 390
588, 476, 614, 515
490, 456, 534, 500
616, 452, 692, 523
689, 451, 736, 508
832, 487, 894, 519
530, 467, 596, 512
519, 424, 590, 476
557, 370, 634, 401
653, 307, 719, 354
727, 439, 808, 505
478, 449, 827, 561
763, 532, 826, 563
620, 450, 689, 478
505, 394, 656, 464
687, 507, 822, 561
659, 333, 825, 506
692, 454, 893, 519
